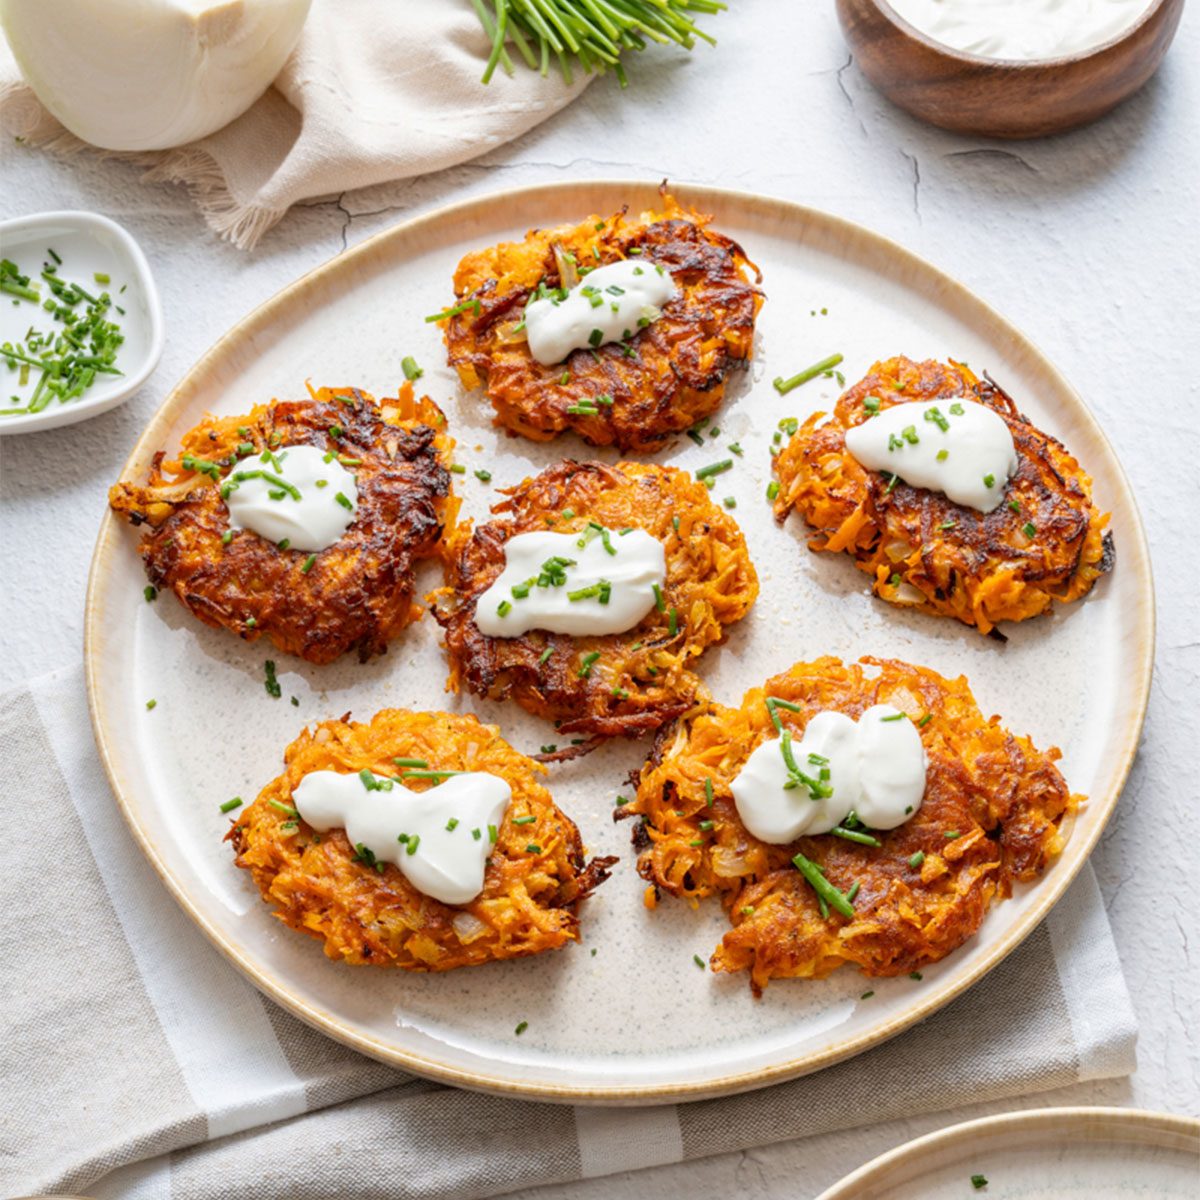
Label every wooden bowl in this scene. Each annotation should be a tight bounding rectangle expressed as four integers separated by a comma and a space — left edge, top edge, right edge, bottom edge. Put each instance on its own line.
835, 0, 1185, 138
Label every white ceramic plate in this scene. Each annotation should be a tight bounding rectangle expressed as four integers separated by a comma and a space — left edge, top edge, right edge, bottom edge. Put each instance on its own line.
85, 181, 1153, 1103
816, 1107, 1199, 1198
0, 210, 163, 434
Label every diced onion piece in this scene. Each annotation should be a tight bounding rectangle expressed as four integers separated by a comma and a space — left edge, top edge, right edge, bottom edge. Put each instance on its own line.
884, 540, 912, 563
552, 242, 580, 290
452, 911, 490, 944
710, 847, 753, 878
639, 304, 663, 323
495, 320, 528, 345
894, 581, 926, 604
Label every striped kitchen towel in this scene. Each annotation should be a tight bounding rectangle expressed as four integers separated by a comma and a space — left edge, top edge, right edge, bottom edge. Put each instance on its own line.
1, 666, 1136, 1199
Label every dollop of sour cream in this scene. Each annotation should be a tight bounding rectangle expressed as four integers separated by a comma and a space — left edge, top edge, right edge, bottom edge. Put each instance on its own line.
222, 444, 358, 552
523, 258, 677, 366
474, 525, 666, 638
292, 769, 511, 906
886, 0, 1150, 62
844, 398, 1018, 514
731, 705, 926, 843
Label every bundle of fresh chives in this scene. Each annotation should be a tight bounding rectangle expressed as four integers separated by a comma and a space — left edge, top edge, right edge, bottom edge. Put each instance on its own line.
471, 0, 726, 87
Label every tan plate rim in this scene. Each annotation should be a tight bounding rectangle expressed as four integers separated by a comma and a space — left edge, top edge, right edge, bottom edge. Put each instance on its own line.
84, 179, 1156, 1104
815, 1106, 1200, 1198
871, 0, 1173, 69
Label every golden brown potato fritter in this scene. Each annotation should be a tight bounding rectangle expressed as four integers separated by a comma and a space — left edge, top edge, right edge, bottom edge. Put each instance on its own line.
438, 190, 763, 452
108, 383, 457, 664
433, 460, 758, 745
228, 708, 616, 970
623, 657, 1076, 995
772, 357, 1112, 635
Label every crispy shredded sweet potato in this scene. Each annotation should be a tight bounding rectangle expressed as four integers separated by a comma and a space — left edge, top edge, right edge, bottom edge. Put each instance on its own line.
432, 459, 759, 743
623, 656, 1077, 994
228, 708, 616, 970
108, 383, 458, 664
438, 188, 763, 452
772, 357, 1113, 636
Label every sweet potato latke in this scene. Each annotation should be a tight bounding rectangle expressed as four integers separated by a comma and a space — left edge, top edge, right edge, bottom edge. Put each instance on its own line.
438, 189, 763, 452
623, 657, 1076, 995
228, 709, 616, 970
108, 383, 458, 664
433, 460, 758, 745
772, 357, 1112, 636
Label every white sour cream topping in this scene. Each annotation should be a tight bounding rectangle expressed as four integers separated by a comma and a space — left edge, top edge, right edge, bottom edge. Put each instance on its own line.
523, 258, 677, 366
475, 526, 666, 638
223, 444, 358, 552
844, 398, 1018, 514
292, 769, 511, 906
732, 705, 926, 843
887, 0, 1150, 62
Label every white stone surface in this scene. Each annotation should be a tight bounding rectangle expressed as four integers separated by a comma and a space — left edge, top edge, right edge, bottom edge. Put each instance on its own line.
1, 2, 1196, 1195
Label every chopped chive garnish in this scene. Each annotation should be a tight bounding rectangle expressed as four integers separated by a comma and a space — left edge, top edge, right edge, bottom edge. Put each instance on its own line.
514, 1021, 528, 1036
846, 881, 861, 902
497, 599, 513, 617
766, 480, 780, 501
143, 585, 157, 602
268, 799, 299, 817
334, 491, 353, 510
919, 713, 932, 726
944, 830, 962, 840
219, 797, 243, 813
704, 777, 714, 807
668, 607, 678, 636
578, 650, 601, 677
525, 842, 542, 853
301, 554, 317, 574
908, 851, 926, 869
474, 468, 492, 482
793, 852, 856, 918
698, 819, 714, 831
513, 815, 537, 826
144, 699, 156, 710
693, 954, 706, 969
695, 458, 733, 481
472, 828, 482, 840
773, 352, 844, 395
263, 660, 281, 698
970, 1175, 988, 1190
401, 355, 423, 380
393, 757, 428, 768
831, 825, 881, 847
983, 473, 996, 488
446, 818, 459, 831
424, 297, 481, 323
909, 971, 923, 980
538, 647, 554, 666
1023, 521, 1036, 538
488, 823, 498, 843
406, 834, 421, 855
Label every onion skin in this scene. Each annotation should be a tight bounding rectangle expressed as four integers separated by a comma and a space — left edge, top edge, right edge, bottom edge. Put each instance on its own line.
0, 0, 312, 151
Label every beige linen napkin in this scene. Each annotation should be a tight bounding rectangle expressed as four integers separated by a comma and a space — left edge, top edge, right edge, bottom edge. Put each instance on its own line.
0, 0, 587, 249
2, 666, 1137, 1199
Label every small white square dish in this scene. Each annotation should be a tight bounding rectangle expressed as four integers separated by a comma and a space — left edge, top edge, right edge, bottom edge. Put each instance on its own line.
0, 210, 164, 435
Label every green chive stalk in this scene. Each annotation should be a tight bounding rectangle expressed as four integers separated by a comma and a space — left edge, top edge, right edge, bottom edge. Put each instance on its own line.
472, 0, 727, 87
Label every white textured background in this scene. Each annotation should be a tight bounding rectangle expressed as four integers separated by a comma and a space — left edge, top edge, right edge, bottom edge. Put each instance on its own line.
1, 2, 1196, 1195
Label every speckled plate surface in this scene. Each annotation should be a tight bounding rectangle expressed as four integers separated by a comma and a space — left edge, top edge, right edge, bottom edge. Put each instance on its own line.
816, 1107, 1199, 1198
85, 181, 1153, 1103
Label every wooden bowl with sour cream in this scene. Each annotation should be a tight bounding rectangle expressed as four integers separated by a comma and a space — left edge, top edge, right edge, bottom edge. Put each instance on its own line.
835, 0, 1184, 138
